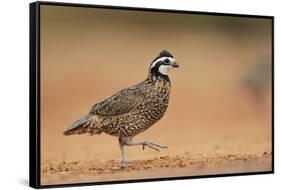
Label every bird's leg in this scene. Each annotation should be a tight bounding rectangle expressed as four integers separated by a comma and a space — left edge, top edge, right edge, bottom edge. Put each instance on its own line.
118, 137, 168, 165
125, 139, 168, 151
118, 137, 128, 165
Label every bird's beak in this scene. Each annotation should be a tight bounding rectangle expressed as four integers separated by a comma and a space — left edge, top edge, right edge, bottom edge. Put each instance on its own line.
172, 62, 179, 68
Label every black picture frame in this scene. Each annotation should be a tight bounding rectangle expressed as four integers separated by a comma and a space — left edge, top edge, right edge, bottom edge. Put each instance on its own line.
29, 1, 274, 188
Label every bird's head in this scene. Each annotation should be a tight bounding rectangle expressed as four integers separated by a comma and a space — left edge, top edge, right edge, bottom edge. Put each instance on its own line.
149, 50, 179, 77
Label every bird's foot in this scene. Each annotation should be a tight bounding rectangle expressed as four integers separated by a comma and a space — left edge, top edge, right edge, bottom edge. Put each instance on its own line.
142, 141, 168, 151
120, 160, 128, 166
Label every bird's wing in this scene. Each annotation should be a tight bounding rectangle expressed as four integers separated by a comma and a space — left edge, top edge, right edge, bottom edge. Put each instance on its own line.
90, 83, 149, 116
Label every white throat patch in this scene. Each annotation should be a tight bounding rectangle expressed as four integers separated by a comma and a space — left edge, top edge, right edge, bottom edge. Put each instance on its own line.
158, 65, 173, 75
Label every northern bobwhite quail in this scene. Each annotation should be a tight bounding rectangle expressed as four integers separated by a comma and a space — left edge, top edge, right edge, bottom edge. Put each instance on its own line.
64, 50, 179, 164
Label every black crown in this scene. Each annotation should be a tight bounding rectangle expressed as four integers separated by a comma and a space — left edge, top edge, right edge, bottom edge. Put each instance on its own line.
159, 50, 174, 58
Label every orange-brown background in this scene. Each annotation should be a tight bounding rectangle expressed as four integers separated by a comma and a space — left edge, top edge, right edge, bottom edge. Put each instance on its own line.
40, 5, 272, 173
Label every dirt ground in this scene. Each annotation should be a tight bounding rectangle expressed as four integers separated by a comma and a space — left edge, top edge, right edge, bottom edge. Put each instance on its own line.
42, 152, 271, 185
40, 5, 272, 186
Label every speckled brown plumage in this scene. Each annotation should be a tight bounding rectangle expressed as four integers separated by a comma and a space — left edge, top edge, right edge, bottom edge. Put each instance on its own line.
64, 50, 179, 164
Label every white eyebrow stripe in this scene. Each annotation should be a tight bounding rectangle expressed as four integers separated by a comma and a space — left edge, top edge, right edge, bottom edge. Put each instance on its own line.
150, 57, 175, 68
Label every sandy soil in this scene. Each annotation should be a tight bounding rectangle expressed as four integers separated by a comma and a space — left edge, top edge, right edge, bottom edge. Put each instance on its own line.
41, 152, 271, 185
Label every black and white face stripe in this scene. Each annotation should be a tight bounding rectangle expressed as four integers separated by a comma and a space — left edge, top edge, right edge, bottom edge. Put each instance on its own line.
150, 57, 176, 70
150, 56, 178, 76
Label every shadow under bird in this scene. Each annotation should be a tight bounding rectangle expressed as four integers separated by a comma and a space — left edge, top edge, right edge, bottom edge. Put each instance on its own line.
64, 50, 179, 165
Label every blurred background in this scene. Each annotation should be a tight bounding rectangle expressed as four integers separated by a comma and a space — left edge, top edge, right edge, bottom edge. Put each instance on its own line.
40, 4, 272, 169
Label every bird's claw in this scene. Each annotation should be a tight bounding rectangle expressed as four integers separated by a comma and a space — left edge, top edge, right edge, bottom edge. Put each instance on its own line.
142, 141, 168, 151
120, 160, 128, 166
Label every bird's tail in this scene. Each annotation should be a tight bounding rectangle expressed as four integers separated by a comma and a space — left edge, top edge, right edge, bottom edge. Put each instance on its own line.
63, 114, 91, 135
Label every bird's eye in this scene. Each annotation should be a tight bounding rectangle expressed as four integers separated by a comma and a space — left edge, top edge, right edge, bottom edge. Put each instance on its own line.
164, 59, 169, 63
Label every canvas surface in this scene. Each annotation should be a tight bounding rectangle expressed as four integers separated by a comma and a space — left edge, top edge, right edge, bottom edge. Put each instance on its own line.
39, 5, 272, 185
